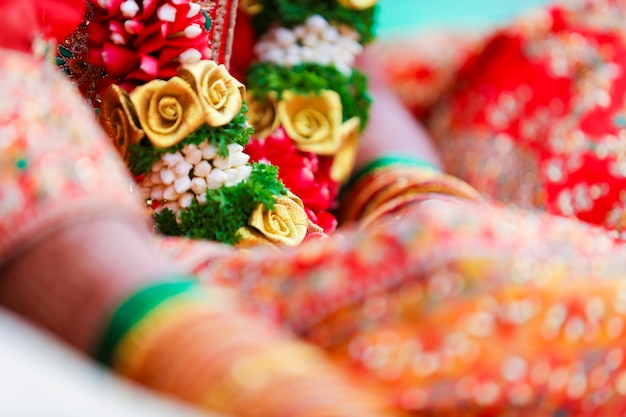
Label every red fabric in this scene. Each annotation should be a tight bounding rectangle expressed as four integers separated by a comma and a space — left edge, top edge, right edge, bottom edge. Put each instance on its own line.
38, 0, 86, 44
436, 4, 626, 230
379, 1, 626, 235
0, 0, 85, 52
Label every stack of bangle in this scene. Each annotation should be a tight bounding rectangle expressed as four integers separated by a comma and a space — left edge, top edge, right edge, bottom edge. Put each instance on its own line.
340, 156, 483, 226
95, 279, 402, 417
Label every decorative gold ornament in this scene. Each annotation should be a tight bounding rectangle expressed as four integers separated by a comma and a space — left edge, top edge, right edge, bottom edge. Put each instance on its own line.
331, 116, 360, 183
240, 0, 263, 15
178, 60, 246, 127
235, 227, 280, 250
246, 91, 280, 138
98, 85, 145, 160
278, 90, 343, 155
246, 193, 310, 246
337, 0, 378, 10
130, 77, 205, 149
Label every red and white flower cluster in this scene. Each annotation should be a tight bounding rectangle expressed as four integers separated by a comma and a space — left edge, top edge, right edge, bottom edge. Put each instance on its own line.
87, 0, 211, 92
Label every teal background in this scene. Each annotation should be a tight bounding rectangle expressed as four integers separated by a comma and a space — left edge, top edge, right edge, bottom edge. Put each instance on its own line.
376, 0, 558, 37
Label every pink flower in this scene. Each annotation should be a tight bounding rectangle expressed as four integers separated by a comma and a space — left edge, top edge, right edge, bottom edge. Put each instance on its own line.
87, 0, 211, 95
246, 127, 340, 233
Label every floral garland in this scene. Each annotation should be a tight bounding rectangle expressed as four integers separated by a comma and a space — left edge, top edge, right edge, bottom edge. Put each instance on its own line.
235, 0, 378, 232
60, 0, 378, 245
79, 0, 319, 248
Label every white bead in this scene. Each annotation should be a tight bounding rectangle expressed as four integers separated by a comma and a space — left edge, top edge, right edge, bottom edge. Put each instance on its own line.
339, 37, 363, 54
162, 201, 179, 212
299, 46, 315, 61
184, 149, 202, 165
285, 44, 300, 57
227, 143, 245, 154
263, 47, 285, 63
150, 171, 162, 185
163, 184, 179, 201
174, 176, 192, 194
151, 185, 164, 200
196, 193, 207, 205
190, 177, 208, 195
254, 41, 273, 57
181, 144, 197, 156
151, 160, 164, 172
306, 15, 328, 33
236, 165, 253, 181
230, 152, 251, 167
212, 155, 232, 169
275, 27, 297, 47
173, 161, 193, 176
160, 168, 176, 185
178, 192, 195, 208
284, 54, 301, 66
224, 168, 239, 186
340, 51, 356, 66
301, 32, 319, 48
162, 151, 184, 166
200, 143, 217, 160
193, 160, 212, 177
206, 169, 228, 189
314, 51, 331, 65
322, 26, 340, 42
293, 26, 306, 39
334, 63, 352, 76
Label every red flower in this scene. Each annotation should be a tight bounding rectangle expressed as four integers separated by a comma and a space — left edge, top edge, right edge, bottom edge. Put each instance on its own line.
87, 0, 211, 95
246, 127, 340, 233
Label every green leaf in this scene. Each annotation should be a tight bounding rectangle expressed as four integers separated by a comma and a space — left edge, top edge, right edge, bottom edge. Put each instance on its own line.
153, 163, 287, 245
127, 104, 253, 176
246, 63, 372, 130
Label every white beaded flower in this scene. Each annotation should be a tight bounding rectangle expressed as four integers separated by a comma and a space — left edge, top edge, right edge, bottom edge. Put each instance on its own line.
254, 15, 363, 74
139, 142, 252, 214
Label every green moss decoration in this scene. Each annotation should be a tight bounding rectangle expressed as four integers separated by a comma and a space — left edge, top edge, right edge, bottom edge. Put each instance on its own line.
246, 62, 371, 130
127, 104, 254, 176
153, 163, 287, 244
251, 0, 377, 44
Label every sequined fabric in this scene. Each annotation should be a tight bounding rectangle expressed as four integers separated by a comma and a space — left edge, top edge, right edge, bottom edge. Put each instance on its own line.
425, 0, 626, 239
182, 199, 626, 416
0, 49, 143, 266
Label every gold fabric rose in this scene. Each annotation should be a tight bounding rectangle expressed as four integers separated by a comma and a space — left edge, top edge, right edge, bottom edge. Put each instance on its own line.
243, 193, 311, 247
277, 90, 343, 155
130, 77, 205, 148
337, 0, 377, 10
98, 85, 144, 160
178, 60, 246, 127
331, 117, 361, 183
246, 91, 280, 138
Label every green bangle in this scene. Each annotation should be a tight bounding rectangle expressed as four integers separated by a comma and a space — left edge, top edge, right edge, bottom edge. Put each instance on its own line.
342, 156, 440, 197
95, 278, 203, 366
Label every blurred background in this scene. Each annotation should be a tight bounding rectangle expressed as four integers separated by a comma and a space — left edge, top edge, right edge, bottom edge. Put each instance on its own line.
376, 0, 558, 37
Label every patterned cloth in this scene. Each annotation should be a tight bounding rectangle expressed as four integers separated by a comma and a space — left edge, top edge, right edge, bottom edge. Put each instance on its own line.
7, 0, 626, 415
0, 50, 143, 266
381, 0, 626, 238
